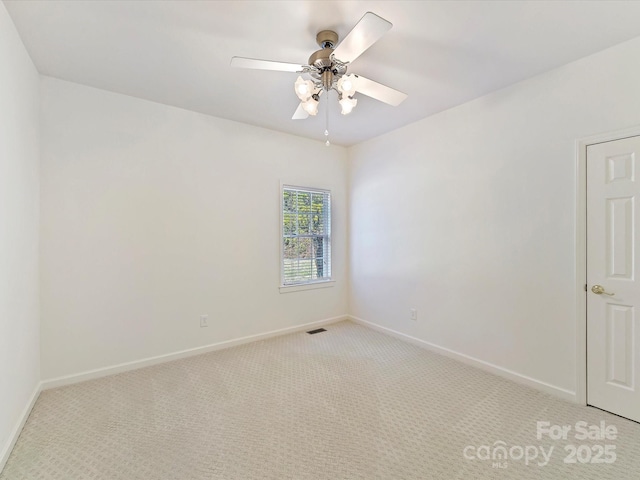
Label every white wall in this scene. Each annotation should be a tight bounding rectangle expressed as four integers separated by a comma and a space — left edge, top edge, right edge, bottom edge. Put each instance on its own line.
0, 2, 41, 467
40, 77, 348, 380
348, 36, 640, 397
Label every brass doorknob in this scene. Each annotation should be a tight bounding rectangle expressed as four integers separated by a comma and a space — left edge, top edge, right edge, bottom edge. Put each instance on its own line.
591, 285, 615, 296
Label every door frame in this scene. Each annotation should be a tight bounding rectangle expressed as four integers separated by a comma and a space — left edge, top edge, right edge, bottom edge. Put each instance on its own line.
575, 125, 640, 406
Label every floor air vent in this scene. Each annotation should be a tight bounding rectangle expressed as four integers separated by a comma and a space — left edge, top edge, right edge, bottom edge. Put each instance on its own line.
307, 328, 327, 335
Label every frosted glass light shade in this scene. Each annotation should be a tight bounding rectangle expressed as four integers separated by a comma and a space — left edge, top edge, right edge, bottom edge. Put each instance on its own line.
294, 76, 314, 102
337, 74, 357, 97
339, 96, 357, 115
302, 98, 319, 115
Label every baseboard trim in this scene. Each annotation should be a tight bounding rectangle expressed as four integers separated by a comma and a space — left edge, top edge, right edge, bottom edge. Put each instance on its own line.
42, 315, 348, 390
349, 315, 577, 403
0, 381, 42, 473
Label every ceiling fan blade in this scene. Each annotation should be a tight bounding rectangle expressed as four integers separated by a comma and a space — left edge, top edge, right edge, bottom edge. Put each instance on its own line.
332, 12, 392, 64
292, 103, 309, 120
230, 57, 307, 73
353, 75, 407, 106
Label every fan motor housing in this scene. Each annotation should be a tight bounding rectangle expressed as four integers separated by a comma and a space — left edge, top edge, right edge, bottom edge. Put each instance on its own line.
308, 29, 347, 87
308, 48, 333, 70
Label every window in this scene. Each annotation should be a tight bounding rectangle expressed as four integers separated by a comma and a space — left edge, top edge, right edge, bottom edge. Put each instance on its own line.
282, 186, 331, 286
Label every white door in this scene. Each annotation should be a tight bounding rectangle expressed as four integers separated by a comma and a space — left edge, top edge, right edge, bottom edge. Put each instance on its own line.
587, 135, 640, 422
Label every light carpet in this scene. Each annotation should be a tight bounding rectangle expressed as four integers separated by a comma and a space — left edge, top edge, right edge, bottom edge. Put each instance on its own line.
2, 320, 639, 479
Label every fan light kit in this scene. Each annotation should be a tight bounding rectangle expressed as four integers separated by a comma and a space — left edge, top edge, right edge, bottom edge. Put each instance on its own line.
231, 12, 407, 146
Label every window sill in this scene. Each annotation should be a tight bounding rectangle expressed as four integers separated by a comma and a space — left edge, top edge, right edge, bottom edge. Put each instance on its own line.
279, 280, 335, 294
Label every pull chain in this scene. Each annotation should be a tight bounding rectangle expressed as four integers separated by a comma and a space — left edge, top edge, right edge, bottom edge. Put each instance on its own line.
325, 90, 330, 147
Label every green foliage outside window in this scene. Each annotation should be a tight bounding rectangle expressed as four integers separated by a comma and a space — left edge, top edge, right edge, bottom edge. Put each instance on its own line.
282, 188, 331, 285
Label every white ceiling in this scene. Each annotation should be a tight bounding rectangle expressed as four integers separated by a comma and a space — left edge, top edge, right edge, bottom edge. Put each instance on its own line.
5, 0, 640, 146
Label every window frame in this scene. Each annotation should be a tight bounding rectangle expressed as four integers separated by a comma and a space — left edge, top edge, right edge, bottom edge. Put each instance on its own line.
279, 183, 333, 292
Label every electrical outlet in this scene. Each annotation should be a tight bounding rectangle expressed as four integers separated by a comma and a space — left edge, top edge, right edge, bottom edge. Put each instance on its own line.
200, 314, 209, 328
410, 309, 417, 321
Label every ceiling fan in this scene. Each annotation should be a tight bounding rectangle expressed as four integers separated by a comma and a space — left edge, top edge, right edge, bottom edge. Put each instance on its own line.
230, 12, 407, 128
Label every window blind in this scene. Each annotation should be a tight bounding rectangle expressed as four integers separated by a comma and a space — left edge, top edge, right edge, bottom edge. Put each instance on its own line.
282, 186, 331, 285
